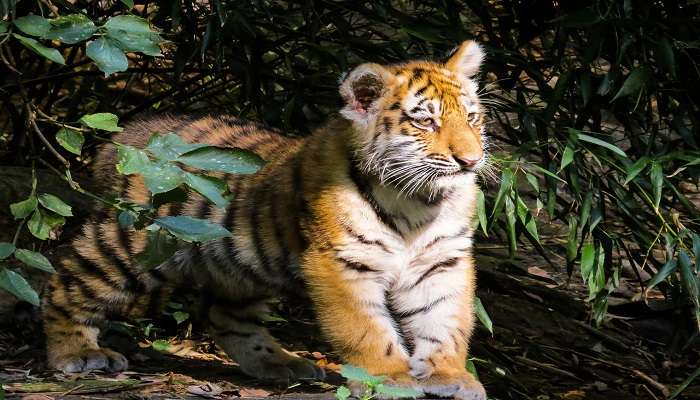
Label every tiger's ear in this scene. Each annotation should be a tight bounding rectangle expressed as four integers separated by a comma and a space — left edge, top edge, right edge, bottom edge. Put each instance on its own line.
445, 40, 484, 78
339, 63, 394, 123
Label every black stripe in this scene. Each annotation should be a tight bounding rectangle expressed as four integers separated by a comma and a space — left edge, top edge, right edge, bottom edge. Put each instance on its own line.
249, 186, 275, 276
410, 68, 426, 82
291, 155, 311, 249
57, 272, 106, 314
348, 159, 399, 233
416, 98, 428, 107
382, 117, 393, 132
414, 84, 429, 97
342, 224, 391, 253
412, 258, 460, 287
398, 111, 411, 125
46, 298, 73, 320
386, 343, 393, 356
400, 295, 452, 319
410, 106, 423, 114
268, 180, 298, 282
96, 225, 144, 293
195, 199, 212, 220
385, 291, 413, 355
417, 335, 442, 344
424, 225, 469, 249
337, 257, 379, 273
72, 250, 125, 292
389, 101, 401, 110
427, 102, 435, 113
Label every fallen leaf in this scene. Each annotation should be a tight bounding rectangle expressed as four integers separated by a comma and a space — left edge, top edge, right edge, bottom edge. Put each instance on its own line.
237, 387, 271, 397
559, 390, 586, 400
21, 395, 54, 400
528, 266, 552, 279
187, 383, 224, 398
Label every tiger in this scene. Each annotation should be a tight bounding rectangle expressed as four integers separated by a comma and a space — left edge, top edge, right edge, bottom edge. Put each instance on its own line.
42, 40, 489, 399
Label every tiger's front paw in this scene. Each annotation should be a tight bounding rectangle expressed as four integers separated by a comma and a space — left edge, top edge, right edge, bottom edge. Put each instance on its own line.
419, 371, 486, 400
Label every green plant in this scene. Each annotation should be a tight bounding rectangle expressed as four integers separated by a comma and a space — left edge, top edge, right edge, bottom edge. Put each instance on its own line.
336, 365, 424, 400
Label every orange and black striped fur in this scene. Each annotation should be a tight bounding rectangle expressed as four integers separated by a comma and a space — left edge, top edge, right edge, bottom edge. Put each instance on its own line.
43, 41, 489, 399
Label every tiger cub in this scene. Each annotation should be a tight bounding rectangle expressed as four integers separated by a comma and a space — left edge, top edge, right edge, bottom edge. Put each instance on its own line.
42, 40, 488, 399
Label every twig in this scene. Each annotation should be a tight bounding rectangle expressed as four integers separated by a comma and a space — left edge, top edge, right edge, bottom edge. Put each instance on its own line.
541, 344, 669, 397
513, 356, 582, 381
60, 383, 86, 396
25, 104, 71, 169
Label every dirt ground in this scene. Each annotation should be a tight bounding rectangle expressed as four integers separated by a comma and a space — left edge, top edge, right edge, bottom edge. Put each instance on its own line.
1, 171, 699, 400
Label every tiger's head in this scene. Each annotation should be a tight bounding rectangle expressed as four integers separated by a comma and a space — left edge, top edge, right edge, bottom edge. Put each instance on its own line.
339, 40, 489, 196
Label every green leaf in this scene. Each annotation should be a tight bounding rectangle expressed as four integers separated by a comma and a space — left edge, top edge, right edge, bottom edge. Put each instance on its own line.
516, 195, 540, 243
10, 196, 37, 219
120, 0, 135, 8
525, 172, 539, 192
118, 211, 137, 228
86, 37, 128, 76
575, 131, 627, 158
177, 147, 264, 174
650, 162, 663, 209
335, 386, 351, 400
475, 189, 488, 236
151, 339, 170, 351
12, 34, 65, 64
14, 249, 55, 273
142, 162, 185, 194
44, 14, 97, 44
580, 242, 595, 282
13, 15, 51, 37
580, 191, 593, 228
104, 15, 162, 56
27, 209, 65, 240
340, 365, 385, 386
668, 365, 700, 400
560, 145, 575, 170
374, 384, 424, 398
79, 113, 123, 132
172, 310, 189, 324
491, 168, 514, 218
154, 216, 231, 243
38, 193, 73, 217
679, 251, 699, 298
0, 243, 16, 260
656, 37, 676, 78
474, 296, 493, 334
646, 259, 677, 292
183, 173, 229, 208
56, 127, 84, 155
145, 133, 207, 161
0, 21, 9, 34
624, 156, 650, 184
611, 67, 650, 102
504, 196, 517, 255
135, 228, 178, 269
116, 145, 150, 175
692, 233, 700, 270
0, 268, 40, 306
566, 215, 579, 263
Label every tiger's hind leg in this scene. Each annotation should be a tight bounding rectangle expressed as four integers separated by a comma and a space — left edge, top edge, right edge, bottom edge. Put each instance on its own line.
206, 297, 325, 383
42, 220, 173, 373
43, 269, 131, 373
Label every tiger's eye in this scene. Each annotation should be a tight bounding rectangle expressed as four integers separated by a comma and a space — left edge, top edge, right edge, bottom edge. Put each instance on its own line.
417, 118, 433, 127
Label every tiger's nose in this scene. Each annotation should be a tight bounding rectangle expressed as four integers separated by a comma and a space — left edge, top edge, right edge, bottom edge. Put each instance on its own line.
455, 154, 483, 169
